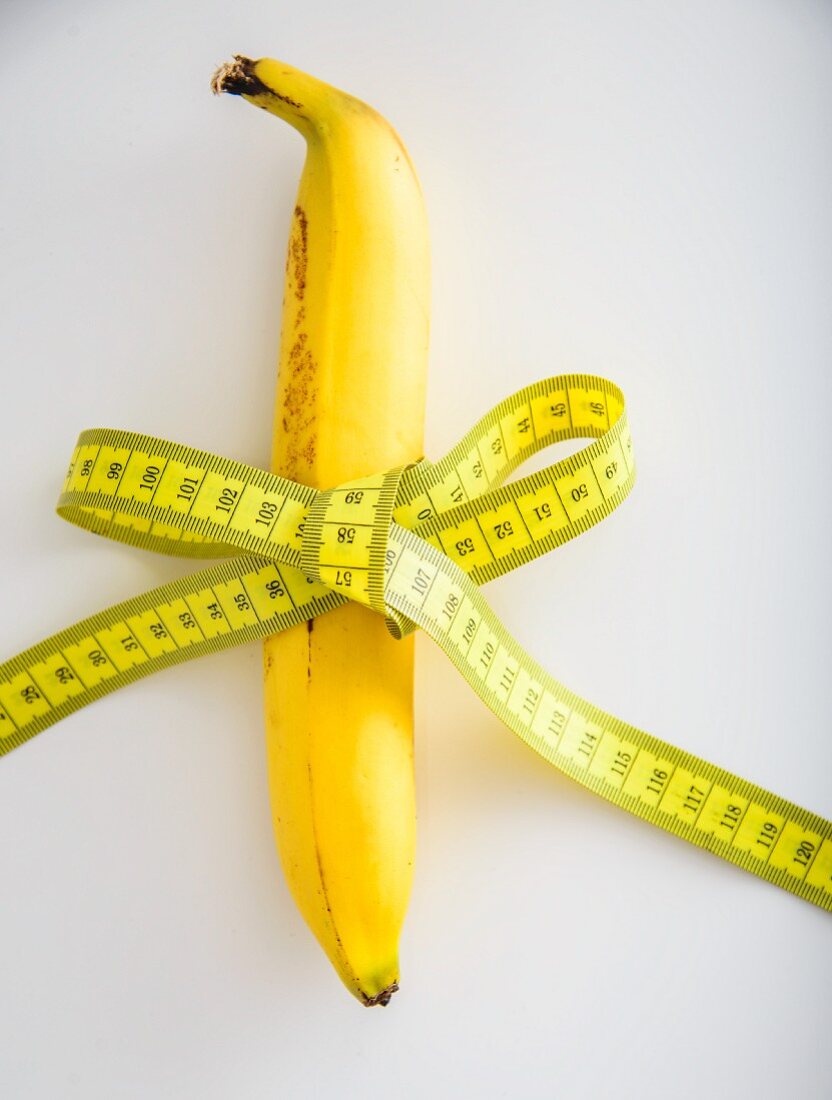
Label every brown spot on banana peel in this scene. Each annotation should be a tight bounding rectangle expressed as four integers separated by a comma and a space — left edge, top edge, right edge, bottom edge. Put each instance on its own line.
291, 206, 308, 301
281, 329, 317, 478
279, 352, 319, 477
210, 55, 303, 109
276, 205, 315, 478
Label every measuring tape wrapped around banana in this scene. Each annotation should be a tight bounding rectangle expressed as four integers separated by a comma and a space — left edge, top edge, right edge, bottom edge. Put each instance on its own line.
2, 375, 831, 908
1, 57, 830, 1009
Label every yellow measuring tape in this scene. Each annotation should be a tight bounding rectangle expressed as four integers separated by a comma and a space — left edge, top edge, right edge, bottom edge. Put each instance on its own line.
2, 374, 831, 911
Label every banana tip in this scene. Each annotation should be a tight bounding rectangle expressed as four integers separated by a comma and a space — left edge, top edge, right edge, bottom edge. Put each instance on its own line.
362, 982, 399, 1007
211, 55, 263, 96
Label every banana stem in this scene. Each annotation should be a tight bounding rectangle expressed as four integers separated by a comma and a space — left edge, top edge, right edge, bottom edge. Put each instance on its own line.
211, 55, 300, 109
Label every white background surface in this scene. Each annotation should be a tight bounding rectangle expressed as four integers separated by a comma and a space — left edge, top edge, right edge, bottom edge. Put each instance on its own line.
1, 1, 831, 1097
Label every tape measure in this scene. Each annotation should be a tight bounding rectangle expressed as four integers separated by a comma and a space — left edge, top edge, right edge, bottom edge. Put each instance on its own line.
2, 374, 831, 912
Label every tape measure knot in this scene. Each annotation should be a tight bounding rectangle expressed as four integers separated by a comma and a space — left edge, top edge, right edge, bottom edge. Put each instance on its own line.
299, 465, 413, 637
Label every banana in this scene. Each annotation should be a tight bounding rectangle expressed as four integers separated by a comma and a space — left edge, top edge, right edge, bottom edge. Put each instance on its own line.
212, 56, 430, 1005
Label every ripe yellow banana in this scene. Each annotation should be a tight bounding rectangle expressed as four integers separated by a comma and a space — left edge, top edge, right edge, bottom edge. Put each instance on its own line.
212, 56, 430, 1005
